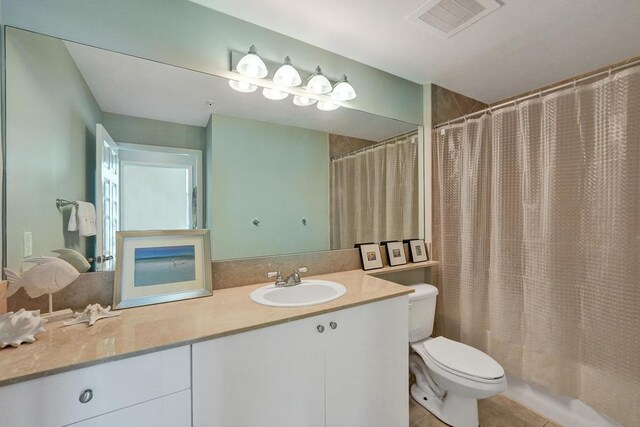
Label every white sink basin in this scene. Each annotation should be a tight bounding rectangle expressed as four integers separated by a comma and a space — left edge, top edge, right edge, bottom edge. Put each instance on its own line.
250, 280, 346, 307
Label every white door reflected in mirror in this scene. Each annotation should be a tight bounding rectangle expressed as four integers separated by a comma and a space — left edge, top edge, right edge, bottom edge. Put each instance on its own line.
95, 124, 119, 272
97, 141, 203, 270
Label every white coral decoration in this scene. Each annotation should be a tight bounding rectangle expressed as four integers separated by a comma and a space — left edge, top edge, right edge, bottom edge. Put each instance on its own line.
0, 309, 48, 348
63, 304, 121, 327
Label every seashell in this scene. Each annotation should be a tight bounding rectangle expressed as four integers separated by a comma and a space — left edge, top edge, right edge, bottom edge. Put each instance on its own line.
0, 309, 48, 348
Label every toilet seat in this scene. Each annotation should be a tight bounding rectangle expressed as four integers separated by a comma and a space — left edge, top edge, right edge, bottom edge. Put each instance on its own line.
413, 337, 504, 383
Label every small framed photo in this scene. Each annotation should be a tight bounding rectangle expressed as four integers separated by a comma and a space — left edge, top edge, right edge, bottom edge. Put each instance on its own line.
357, 243, 383, 270
385, 241, 407, 266
409, 239, 429, 263
114, 230, 213, 309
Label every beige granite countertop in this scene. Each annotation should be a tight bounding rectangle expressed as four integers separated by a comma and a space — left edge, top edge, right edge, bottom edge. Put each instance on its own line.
0, 269, 413, 387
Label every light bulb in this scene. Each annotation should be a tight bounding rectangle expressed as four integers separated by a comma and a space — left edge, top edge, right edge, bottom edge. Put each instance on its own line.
273, 56, 302, 87
229, 79, 258, 93
262, 87, 289, 101
317, 101, 339, 111
306, 66, 332, 94
236, 45, 268, 78
293, 95, 317, 106
331, 75, 356, 101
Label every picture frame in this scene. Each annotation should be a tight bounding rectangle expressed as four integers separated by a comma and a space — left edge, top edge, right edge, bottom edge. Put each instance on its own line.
409, 239, 429, 263
114, 229, 213, 309
357, 243, 383, 270
385, 241, 407, 266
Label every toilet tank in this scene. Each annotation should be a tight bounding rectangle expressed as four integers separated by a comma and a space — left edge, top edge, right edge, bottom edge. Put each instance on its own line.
408, 284, 439, 343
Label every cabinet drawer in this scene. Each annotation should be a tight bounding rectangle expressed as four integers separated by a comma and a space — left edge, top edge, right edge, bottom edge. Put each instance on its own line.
0, 345, 190, 427
69, 389, 191, 427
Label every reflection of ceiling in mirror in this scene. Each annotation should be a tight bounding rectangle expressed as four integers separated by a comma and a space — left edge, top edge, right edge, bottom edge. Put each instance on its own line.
64, 41, 417, 142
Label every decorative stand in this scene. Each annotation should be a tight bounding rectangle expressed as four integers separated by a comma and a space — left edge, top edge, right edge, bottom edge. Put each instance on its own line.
42, 293, 74, 323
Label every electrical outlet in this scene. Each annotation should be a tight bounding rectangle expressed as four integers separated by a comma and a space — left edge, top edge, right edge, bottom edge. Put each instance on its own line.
23, 232, 32, 257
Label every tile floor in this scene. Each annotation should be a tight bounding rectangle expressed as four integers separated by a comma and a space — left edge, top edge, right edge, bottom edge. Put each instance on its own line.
410, 394, 562, 427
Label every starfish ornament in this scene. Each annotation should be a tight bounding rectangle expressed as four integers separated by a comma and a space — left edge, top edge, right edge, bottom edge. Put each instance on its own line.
63, 304, 121, 327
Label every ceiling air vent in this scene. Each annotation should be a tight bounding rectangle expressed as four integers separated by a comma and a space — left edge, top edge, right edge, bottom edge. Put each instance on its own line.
406, 0, 502, 39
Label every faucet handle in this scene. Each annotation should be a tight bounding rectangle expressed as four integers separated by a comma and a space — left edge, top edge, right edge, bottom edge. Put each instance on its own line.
268, 271, 287, 287
296, 267, 308, 273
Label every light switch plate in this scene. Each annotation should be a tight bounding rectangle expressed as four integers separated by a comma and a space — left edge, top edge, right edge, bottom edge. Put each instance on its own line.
23, 232, 32, 257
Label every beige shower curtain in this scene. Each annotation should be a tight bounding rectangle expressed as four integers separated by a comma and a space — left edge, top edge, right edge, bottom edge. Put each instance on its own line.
434, 67, 640, 426
330, 134, 419, 249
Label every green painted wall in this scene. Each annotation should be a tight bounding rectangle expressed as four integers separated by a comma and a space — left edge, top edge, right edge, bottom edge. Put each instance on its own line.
6, 28, 102, 271
1, 0, 423, 124
209, 114, 329, 260
102, 113, 206, 151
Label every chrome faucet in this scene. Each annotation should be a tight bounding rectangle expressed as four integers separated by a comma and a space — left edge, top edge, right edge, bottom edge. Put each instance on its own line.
267, 267, 308, 287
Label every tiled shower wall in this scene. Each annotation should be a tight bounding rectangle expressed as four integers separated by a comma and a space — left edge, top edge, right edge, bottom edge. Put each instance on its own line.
431, 84, 488, 127
329, 133, 378, 159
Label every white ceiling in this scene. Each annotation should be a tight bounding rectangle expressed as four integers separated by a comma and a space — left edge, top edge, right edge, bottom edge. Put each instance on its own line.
189, 0, 640, 103
64, 41, 415, 141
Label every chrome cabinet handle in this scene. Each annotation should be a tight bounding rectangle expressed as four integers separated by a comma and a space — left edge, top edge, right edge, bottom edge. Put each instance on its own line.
330, 321, 337, 330
79, 389, 93, 404
317, 325, 325, 333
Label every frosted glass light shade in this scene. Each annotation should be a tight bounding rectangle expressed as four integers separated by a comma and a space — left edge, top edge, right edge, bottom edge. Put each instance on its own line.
262, 87, 289, 101
331, 75, 356, 101
236, 45, 268, 78
306, 66, 332, 94
273, 56, 302, 87
317, 101, 339, 111
229, 79, 258, 93
293, 95, 317, 107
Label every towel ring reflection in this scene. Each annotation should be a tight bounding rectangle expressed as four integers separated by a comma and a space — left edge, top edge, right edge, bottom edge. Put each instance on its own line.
56, 198, 78, 209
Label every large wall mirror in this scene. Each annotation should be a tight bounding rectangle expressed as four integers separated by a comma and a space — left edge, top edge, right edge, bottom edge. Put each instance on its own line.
5, 27, 422, 272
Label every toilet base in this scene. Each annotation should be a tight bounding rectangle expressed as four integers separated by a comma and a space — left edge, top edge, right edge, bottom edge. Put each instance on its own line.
411, 384, 479, 427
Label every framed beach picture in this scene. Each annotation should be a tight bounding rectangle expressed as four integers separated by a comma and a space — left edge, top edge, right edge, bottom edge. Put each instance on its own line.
114, 230, 213, 309
357, 243, 383, 270
409, 239, 429, 263
385, 241, 407, 266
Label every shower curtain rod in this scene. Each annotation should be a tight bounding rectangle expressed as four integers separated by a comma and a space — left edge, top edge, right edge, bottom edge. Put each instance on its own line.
331, 130, 418, 161
433, 57, 640, 130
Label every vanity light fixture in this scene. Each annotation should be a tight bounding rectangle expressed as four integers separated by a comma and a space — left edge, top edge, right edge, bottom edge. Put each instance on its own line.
293, 95, 317, 107
331, 75, 357, 101
262, 87, 289, 101
236, 45, 268, 78
229, 48, 356, 110
306, 66, 332, 94
228, 79, 258, 93
317, 101, 339, 111
273, 56, 302, 87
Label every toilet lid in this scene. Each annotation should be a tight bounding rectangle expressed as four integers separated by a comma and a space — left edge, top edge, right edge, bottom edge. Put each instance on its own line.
423, 337, 504, 380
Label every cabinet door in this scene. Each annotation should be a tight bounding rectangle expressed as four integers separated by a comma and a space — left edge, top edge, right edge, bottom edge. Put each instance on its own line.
324, 296, 409, 426
193, 315, 326, 427
0, 346, 190, 427
69, 390, 191, 427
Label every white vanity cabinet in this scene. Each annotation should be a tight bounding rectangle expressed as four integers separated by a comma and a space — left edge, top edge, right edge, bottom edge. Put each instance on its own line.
0, 346, 191, 427
192, 296, 409, 427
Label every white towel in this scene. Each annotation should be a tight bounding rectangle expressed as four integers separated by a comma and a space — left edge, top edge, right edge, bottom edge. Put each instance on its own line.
68, 201, 97, 237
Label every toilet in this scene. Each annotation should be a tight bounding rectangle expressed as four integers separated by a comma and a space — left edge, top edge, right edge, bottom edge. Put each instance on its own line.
408, 284, 507, 427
